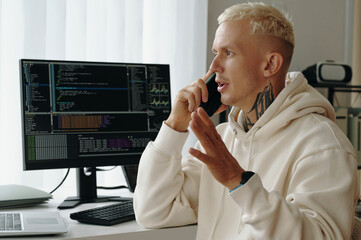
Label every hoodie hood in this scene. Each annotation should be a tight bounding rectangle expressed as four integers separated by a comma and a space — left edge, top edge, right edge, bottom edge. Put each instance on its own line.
229, 72, 336, 138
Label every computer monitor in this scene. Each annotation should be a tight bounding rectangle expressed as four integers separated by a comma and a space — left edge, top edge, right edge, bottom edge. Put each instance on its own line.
19, 59, 171, 208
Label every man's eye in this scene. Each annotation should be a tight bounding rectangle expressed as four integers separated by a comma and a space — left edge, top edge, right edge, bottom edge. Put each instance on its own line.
226, 50, 233, 56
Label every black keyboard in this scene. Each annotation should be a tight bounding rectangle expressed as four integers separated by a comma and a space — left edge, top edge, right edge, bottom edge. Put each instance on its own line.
70, 200, 135, 226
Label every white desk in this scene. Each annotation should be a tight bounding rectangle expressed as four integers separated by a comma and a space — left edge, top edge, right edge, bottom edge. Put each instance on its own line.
2, 188, 197, 240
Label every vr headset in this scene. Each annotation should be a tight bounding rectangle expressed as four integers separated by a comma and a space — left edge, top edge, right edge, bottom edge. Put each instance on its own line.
302, 61, 352, 85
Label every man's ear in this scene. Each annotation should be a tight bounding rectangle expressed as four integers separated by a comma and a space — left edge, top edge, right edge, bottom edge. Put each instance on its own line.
264, 52, 283, 77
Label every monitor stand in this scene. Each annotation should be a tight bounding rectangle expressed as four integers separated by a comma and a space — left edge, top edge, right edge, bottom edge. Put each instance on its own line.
57, 167, 132, 209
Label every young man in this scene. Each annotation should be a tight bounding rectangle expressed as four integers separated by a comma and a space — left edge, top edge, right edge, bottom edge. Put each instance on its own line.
134, 2, 359, 239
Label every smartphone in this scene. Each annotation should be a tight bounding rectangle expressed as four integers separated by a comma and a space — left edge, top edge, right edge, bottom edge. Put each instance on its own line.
199, 72, 222, 116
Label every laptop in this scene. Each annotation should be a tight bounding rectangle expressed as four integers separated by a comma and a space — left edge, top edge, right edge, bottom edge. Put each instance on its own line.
0, 211, 67, 236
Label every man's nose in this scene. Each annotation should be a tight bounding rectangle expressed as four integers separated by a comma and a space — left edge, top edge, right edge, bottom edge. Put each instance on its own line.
209, 55, 223, 74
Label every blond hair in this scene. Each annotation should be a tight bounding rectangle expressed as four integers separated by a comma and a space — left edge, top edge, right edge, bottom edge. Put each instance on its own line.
218, 2, 295, 47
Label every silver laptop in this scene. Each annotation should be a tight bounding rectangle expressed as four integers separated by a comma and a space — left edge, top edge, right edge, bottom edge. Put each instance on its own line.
0, 211, 67, 236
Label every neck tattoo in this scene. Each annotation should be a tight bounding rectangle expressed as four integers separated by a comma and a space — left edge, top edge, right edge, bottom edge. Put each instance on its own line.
244, 82, 274, 132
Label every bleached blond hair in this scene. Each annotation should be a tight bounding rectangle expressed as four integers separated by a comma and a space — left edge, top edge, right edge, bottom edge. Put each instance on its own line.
218, 2, 295, 47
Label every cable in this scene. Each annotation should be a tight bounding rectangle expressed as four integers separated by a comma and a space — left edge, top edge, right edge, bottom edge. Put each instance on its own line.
333, 93, 340, 107
97, 185, 129, 190
90, 166, 129, 190
86, 166, 118, 172
351, 93, 361, 107
96, 166, 118, 171
49, 168, 70, 194
49, 167, 128, 194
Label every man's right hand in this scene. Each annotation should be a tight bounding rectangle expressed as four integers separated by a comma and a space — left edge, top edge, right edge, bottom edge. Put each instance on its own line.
164, 70, 214, 132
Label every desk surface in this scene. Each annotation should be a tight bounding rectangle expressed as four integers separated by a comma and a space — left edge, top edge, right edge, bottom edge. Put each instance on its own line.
1, 188, 197, 240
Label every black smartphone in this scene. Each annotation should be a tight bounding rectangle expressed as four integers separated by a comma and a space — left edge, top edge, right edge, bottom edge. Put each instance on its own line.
199, 72, 222, 116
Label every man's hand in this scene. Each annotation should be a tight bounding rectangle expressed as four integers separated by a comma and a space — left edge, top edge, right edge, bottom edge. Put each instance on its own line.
189, 107, 244, 190
165, 71, 227, 132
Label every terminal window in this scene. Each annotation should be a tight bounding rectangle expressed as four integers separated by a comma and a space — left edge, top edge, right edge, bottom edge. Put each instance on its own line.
21, 60, 171, 164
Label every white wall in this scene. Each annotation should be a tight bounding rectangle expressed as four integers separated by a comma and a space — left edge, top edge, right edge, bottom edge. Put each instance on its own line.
207, 0, 350, 72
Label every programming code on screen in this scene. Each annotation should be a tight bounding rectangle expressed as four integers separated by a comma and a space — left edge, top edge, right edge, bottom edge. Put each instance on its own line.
21, 60, 171, 164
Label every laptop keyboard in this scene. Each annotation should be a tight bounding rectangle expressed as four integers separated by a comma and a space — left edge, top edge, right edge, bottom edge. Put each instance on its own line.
70, 200, 135, 226
0, 213, 22, 231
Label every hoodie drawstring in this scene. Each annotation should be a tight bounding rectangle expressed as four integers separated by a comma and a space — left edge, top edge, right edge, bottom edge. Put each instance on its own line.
247, 128, 258, 170
208, 187, 226, 239
209, 128, 237, 239
209, 124, 258, 239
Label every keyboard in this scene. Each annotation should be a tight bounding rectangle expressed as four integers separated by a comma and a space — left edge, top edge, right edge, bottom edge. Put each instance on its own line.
0, 213, 22, 231
70, 200, 135, 226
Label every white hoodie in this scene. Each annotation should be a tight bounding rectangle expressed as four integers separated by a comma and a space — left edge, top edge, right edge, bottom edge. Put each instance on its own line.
134, 72, 359, 239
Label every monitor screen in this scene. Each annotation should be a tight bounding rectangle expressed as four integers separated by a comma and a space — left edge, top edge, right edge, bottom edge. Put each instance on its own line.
19, 59, 171, 207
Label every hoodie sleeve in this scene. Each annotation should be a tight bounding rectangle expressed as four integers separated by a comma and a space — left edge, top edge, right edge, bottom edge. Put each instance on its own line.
133, 122, 202, 228
230, 148, 359, 239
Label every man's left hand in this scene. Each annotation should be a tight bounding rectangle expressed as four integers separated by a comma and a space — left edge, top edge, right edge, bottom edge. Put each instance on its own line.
189, 107, 244, 190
